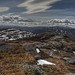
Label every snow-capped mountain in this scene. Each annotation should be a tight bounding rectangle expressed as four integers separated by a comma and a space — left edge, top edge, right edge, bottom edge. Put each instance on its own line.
0, 28, 36, 41
47, 19, 75, 24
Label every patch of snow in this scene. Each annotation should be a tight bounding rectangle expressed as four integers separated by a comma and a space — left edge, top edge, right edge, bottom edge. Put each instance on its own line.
36, 48, 40, 53
37, 59, 56, 65
73, 51, 75, 54
53, 49, 57, 51
2, 35, 6, 37
9, 38, 15, 40
18, 34, 23, 38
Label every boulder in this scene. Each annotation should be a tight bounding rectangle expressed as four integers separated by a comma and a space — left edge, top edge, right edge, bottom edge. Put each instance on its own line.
24, 44, 36, 51
63, 47, 73, 52
0, 43, 14, 50
34, 55, 41, 60
22, 64, 43, 75
51, 41, 63, 49
49, 49, 60, 56
63, 57, 75, 64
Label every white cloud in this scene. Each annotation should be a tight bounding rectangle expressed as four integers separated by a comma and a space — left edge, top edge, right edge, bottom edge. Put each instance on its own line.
0, 7, 9, 12
17, 0, 60, 14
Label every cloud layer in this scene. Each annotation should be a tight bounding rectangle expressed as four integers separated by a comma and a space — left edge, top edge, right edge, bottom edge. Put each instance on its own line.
0, 0, 75, 23
0, 15, 75, 28
0, 7, 9, 12
18, 0, 60, 14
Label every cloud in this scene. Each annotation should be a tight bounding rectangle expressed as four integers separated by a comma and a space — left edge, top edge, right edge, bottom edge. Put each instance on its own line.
0, 15, 34, 24
0, 7, 9, 12
17, 0, 60, 14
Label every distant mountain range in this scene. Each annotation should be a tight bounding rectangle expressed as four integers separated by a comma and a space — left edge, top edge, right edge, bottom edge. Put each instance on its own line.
0, 25, 75, 41
47, 19, 75, 24
32, 26, 75, 41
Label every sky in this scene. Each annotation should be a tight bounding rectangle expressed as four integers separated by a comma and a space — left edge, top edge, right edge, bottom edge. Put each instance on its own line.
0, 0, 75, 21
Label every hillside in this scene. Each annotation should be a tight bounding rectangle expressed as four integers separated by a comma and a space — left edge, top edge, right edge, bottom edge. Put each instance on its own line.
0, 31, 75, 75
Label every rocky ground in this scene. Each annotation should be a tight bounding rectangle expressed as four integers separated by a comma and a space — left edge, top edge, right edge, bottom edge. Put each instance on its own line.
0, 32, 75, 75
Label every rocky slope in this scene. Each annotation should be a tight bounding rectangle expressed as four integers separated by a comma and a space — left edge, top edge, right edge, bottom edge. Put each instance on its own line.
0, 31, 75, 75
32, 26, 75, 41
0, 28, 36, 41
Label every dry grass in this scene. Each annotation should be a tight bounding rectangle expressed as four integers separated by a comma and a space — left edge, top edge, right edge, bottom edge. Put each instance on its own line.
0, 34, 75, 75
0, 43, 36, 70
2, 66, 35, 75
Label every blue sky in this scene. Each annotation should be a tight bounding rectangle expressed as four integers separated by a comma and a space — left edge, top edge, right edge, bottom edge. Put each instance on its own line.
0, 0, 75, 21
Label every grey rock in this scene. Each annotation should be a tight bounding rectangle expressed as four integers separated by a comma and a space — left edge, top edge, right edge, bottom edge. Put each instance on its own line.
50, 35, 65, 41
36, 43, 49, 48
22, 64, 43, 75
69, 43, 75, 45
0, 43, 14, 50
0, 43, 6, 46
65, 73, 75, 75
51, 42, 63, 49
50, 50, 60, 56
63, 47, 73, 52
24, 44, 36, 51
63, 57, 75, 64
34, 55, 41, 60
51, 35, 63, 39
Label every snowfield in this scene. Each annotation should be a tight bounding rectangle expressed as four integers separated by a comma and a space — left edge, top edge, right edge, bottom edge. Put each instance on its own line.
73, 51, 75, 54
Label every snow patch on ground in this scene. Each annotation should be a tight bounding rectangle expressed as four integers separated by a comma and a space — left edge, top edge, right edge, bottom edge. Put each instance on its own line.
36, 48, 40, 53
37, 59, 56, 65
9, 38, 16, 40
53, 49, 57, 51
73, 51, 75, 54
